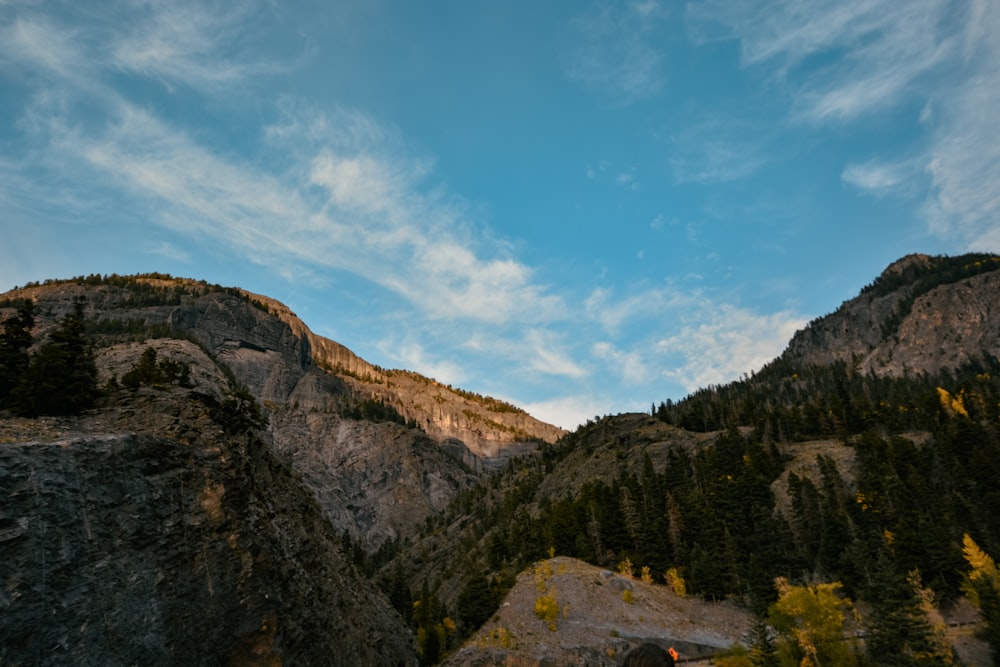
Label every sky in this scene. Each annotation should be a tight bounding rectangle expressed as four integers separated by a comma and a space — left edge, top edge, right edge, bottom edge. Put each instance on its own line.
1, 1, 998, 429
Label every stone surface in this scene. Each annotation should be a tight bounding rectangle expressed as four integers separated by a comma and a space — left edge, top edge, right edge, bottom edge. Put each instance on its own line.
1, 277, 564, 548
783, 256, 1000, 376
0, 410, 417, 665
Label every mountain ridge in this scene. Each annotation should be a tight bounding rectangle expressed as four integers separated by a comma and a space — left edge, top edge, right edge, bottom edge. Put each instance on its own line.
3, 254, 1000, 665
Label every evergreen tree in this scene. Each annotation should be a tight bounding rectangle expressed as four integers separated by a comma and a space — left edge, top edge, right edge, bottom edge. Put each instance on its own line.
864, 551, 954, 665
13, 298, 98, 416
962, 534, 1000, 662
0, 299, 34, 407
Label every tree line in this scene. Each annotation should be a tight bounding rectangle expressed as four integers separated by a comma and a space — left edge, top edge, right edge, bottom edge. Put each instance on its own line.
393, 364, 1000, 664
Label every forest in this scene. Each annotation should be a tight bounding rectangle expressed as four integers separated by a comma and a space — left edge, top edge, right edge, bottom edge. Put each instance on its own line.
388, 355, 1000, 665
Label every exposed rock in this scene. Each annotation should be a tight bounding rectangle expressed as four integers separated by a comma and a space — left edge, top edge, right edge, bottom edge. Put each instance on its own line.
783, 254, 1000, 376
1, 276, 564, 548
443, 557, 750, 667
267, 405, 479, 549
0, 399, 417, 666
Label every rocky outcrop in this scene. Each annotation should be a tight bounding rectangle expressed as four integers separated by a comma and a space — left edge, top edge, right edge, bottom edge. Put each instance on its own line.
1, 275, 562, 551
0, 396, 417, 666
267, 406, 479, 549
782, 254, 1000, 376
3, 278, 563, 458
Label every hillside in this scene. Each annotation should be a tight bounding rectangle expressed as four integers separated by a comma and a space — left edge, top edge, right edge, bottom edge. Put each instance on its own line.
0, 390, 417, 665
2, 256, 1000, 666
382, 254, 1000, 665
784, 253, 1000, 376
0, 275, 562, 549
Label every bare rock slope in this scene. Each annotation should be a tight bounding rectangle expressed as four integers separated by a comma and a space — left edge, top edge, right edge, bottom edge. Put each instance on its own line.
0, 391, 417, 666
783, 253, 1000, 376
2, 277, 563, 548
445, 557, 751, 667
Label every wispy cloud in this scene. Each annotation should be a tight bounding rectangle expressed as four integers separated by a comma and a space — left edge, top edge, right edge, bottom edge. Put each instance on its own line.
110, 1, 280, 92
1, 3, 565, 330
563, 0, 669, 103
657, 303, 806, 391
667, 116, 772, 184
841, 159, 913, 196
587, 284, 807, 392
688, 0, 956, 121
687, 0, 1000, 251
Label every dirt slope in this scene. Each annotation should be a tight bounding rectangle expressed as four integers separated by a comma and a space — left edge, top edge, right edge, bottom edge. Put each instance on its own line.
444, 557, 751, 666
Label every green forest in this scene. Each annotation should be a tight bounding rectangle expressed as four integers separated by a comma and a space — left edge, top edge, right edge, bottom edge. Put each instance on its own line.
387, 355, 1000, 665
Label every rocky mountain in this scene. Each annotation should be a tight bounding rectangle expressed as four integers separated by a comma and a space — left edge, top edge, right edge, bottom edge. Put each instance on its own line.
783, 253, 1000, 376
0, 391, 417, 666
379, 253, 1000, 665
0, 274, 561, 666
3, 255, 1000, 666
0, 275, 562, 549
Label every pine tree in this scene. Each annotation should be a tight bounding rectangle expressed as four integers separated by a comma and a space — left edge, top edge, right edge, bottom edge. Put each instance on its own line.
0, 299, 34, 407
962, 534, 1000, 662
13, 298, 98, 416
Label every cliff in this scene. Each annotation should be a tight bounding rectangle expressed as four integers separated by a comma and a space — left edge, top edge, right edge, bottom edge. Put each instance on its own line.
0, 389, 417, 666
1, 276, 562, 548
782, 253, 1000, 376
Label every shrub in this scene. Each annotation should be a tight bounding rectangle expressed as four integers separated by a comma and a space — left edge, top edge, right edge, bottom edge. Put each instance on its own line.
534, 595, 560, 631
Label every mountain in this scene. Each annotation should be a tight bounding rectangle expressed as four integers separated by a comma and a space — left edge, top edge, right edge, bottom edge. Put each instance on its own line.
1, 275, 562, 550
784, 253, 1000, 376
2, 255, 999, 666
0, 273, 561, 666
380, 253, 1000, 665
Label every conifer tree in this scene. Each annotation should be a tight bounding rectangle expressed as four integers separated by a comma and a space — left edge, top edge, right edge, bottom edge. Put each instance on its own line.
962, 534, 1000, 662
13, 298, 98, 416
0, 299, 34, 407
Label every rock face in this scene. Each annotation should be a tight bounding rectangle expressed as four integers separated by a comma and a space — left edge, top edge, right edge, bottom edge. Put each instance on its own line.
1, 276, 563, 548
782, 253, 1000, 376
0, 395, 417, 666
443, 557, 750, 667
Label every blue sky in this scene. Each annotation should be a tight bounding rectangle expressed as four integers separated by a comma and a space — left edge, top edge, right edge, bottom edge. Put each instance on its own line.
1, 1, 998, 429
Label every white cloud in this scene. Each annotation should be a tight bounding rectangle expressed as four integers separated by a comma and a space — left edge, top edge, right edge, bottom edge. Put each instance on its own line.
523, 329, 588, 379
563, 1, 668, 103
522, 394, 615, 431
111, 2, 263, 89
0, 4, 566, 329
687, 0, 1000, 251
657, 304, 807, 391
388, 339, 467, 387
593, 341, 650, 384
841, 159, 911, 195
585, 282, 808, 395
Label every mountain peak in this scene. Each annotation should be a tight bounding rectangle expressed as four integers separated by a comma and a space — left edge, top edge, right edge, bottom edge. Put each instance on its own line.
784, 252, 1000, 376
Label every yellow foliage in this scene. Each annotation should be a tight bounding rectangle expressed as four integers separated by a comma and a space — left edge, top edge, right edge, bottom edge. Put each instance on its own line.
622, 589, 634, 605
666, 568, 687, 597
714, 644, 755, 667
963, 533, 997, 576
640, 565, 654, 584
936, 387, 969, 417
479, 626, 512, 648
535, 595, 560, 631
770, 578, 857, 667
617, 555, 635, 578
534, 560, 553, 592
962, 533, 1000, 607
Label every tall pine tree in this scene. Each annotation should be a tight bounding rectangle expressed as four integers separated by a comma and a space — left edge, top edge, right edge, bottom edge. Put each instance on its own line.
13, 298, 98, 416
0, 299, 34, 407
